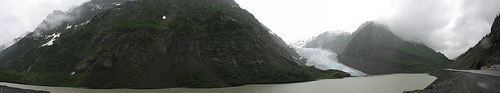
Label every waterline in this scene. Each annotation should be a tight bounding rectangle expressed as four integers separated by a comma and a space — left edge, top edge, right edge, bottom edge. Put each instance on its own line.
0, 74, 435, 93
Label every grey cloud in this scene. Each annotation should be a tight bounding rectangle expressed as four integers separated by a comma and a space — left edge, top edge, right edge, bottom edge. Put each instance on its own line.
0, 0, 87, 48
34, 10, 70, 36
379, 0, 500, 58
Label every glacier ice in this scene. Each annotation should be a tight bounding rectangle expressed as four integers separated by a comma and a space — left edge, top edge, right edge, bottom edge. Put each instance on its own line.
296, 48, 367, 76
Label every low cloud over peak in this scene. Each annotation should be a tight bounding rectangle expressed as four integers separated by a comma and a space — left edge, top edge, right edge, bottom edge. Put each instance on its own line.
378, 0, 500, 58
0, 0, 88, 47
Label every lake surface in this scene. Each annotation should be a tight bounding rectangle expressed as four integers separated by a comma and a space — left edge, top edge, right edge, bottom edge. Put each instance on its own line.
0, 74, 436, 93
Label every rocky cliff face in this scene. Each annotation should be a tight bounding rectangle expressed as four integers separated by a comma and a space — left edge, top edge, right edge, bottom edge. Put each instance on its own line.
452, 15, 500, 69
0, 0, 348, 89
338, 21, 451, 75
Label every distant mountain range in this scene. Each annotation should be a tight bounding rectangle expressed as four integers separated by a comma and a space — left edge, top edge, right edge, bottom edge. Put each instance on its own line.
300, 21, 451, 75
452, 15, 500, 69
303, 30, 352, 54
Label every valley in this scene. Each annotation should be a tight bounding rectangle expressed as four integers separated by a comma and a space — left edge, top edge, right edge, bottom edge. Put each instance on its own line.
0, 74, 435, 93
0, 0, 499, 93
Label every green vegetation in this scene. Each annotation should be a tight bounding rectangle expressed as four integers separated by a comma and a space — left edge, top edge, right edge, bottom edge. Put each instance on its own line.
0, 68, 88, 87
0, 0, 349, 89
383, 60, 439, 73
452, 15, 500, 69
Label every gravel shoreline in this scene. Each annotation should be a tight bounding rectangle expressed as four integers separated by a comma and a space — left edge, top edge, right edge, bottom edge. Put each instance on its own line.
405, 70, 500, 93
0, 85, 49, 93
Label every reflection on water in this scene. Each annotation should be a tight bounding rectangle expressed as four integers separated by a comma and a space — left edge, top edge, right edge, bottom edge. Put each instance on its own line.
0, 74, 435, 93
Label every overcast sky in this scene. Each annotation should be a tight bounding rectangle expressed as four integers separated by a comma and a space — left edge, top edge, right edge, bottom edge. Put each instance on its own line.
1, 0, 499, 58
0, 0, 88, 46
236, 0, 500, 58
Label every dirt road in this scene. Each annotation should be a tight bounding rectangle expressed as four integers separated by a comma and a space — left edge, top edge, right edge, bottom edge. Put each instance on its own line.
407, 70, 500, 93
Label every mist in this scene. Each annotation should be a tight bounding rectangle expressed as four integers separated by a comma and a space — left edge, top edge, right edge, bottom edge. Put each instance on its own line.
377, 0, 500, 58
235, 0, 500, 59
0, 0, 88, 48
1, 0, 500, 59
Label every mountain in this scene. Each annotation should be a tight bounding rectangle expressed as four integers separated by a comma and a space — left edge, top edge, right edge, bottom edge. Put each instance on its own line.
303, 30, 352, 53
0, 0, 130, 69
0, 0, 349, 89
290, 40, 309, 48
338, 21, 451, 75
0, 45, 5, 53
452, 15, 500, 69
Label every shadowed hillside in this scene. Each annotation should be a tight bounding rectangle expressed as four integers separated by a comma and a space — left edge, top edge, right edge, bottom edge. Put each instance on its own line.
0, 0, 349, 89
338, 21, 451, 75
452, 15, 500, 69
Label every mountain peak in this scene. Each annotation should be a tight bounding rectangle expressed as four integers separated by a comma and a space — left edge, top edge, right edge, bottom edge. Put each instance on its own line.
339, 20, 451, 74
491, 15, 500, 33
51, 10, 65, 15
290, 39, 312, 48
301, 30, 353, 53
352, 21, 391, 37
322, 30, 350, 37
358, 21, 389, 30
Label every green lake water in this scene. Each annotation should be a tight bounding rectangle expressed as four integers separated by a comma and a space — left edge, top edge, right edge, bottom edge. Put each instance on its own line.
0, 74, 435, 93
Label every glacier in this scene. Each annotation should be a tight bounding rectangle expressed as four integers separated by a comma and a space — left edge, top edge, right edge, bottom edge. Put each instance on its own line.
296, 48, 367, 76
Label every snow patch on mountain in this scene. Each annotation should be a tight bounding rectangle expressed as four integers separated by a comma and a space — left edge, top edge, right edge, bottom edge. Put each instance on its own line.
290, 39, 311, 48
290, 30, 351, 48
324, 30, 350, 36
41, 33, 61, 47
66, 25, 73, 29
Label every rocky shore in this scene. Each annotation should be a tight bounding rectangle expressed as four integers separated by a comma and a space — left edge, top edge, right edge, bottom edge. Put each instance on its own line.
0, 85, 49, 93
406, 70, 500, 93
